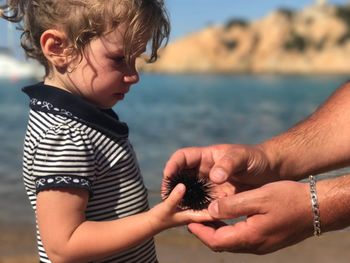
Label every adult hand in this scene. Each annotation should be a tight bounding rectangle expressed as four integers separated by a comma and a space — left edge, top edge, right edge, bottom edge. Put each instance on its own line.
163, 144, 277, 191
188, 181, 314, 254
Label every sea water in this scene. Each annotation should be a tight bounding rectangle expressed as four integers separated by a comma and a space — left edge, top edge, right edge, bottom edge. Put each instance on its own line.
0, 74, 349, 224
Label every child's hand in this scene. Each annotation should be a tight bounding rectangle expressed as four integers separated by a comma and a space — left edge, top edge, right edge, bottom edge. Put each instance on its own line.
148, 184, 214, 232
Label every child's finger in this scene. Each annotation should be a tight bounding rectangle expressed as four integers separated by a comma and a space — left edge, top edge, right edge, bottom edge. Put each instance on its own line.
164, 183, 186, 209
177, 209, 214, 223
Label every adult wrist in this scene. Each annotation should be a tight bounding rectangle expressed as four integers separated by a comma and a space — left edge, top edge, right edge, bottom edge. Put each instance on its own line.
257, 141, 281, 180
309, 175, 322, 236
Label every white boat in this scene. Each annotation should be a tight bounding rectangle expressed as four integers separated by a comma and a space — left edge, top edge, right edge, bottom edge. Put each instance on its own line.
0, 48, 44, 80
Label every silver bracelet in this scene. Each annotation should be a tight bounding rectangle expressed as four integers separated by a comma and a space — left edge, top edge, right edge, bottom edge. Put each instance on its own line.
309, 175, 322, 236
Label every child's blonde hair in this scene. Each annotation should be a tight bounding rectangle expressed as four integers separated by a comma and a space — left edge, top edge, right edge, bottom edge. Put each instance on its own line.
0, 0, 170, 75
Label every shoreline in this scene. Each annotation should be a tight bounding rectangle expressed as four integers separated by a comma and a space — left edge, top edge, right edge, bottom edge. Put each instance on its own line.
2, 222, 350, 263
156, 228, 350, 263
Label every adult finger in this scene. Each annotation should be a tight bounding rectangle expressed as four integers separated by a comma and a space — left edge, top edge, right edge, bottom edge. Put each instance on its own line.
209, 147, 249, 184
163, 147, 203, 178
208, 190, 262, 220
188, 223, 216, 248
189, 221, 260, 253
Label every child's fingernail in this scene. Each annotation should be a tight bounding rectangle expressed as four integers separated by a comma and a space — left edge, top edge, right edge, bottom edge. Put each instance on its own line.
212, 168, 227, 182
176, 183, 185, 193
208, 201, 219, 216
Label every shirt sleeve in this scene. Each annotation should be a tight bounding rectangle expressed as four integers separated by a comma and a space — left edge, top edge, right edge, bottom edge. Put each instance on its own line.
32, 124, 96, 196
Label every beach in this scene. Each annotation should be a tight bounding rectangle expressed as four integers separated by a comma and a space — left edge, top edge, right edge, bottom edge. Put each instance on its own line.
1, 75, 350, 263
2, 222, 350, 263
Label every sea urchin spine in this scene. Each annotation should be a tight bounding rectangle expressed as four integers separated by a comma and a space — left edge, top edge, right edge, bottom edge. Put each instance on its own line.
163, 169, 214, 211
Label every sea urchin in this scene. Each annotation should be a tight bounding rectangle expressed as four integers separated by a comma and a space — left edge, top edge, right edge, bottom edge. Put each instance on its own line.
163, 169, 214, 211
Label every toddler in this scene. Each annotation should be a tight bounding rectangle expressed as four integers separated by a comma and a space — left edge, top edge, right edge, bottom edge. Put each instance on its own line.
0, 1, 212, 262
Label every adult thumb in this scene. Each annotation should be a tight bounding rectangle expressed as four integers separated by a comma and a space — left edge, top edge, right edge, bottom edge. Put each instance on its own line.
208, 192, 260, 219
210, 149, 250, 184
210, 166, 229, 184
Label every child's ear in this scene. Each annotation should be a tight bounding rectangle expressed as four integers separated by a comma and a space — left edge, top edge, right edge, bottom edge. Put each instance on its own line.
40, 30, 71, 69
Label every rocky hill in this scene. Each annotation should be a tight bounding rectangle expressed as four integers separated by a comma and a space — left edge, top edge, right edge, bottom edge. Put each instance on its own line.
138, 4, 350, 74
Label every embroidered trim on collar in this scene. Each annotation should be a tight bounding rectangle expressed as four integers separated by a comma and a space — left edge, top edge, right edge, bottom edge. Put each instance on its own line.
30, 98, 73, 117
22, 82, 129, 140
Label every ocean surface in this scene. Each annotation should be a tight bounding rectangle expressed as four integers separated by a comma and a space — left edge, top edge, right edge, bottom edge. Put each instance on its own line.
1, 73, 350, 225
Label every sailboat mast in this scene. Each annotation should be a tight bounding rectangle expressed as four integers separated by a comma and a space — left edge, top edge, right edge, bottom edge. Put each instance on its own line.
7, 22, 15, 55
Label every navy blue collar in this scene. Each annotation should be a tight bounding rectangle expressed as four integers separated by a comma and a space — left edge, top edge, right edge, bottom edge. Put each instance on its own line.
22, 82, 129, 140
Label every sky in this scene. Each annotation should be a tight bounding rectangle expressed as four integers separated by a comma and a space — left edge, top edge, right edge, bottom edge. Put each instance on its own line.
0, 0, 348, 57
166, 0, 348, 40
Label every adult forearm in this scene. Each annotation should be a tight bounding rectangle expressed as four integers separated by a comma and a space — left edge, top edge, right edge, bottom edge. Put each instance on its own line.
261, 82, 350, 180
317, 174, 350, 233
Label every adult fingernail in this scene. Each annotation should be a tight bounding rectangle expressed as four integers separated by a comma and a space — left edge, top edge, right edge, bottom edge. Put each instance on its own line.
208, 201, 219, 217
187, 226, 192, 234
212, 168, 227, 183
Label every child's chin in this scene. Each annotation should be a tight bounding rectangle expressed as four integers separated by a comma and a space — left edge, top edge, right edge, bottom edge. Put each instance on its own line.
113, 93, 125, 100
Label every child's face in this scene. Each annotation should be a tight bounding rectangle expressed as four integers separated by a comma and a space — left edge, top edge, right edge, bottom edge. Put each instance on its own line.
65, 25, 145, 109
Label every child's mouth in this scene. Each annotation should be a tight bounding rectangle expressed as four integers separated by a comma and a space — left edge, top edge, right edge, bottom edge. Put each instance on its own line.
113, 93, 125, 100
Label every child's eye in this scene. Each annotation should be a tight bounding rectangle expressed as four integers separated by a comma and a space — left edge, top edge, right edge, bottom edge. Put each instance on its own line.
113, 56, 126, 64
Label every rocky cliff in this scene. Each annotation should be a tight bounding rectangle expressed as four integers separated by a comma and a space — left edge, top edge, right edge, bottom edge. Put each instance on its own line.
138, 4, 350, 74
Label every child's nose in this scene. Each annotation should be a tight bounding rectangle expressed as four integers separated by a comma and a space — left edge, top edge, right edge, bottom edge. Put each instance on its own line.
124, 68, 139, 84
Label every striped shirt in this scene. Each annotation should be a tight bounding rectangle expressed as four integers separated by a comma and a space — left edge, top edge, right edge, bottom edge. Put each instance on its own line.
22, 83, 158, 263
